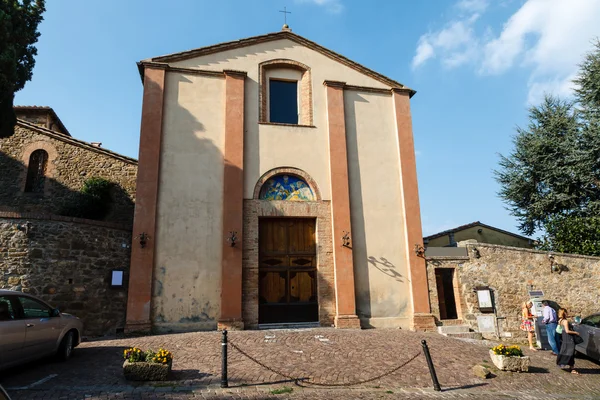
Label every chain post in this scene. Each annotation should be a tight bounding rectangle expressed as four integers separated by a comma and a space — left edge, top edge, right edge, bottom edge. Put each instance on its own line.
221, 329, 228, 388
421, 340, 441, 391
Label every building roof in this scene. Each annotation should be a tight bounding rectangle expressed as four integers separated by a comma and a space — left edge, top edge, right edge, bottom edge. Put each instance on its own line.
423, 221, 533, 242
14, 106, 71, 137
137, 30, 415, 97
16, 119, 138, 165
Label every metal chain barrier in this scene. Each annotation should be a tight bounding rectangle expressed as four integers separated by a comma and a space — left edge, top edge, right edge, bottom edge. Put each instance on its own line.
227, 339, 422, 387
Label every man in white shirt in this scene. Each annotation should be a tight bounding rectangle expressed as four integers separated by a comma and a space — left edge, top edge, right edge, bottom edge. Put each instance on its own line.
542, 301, 560, 355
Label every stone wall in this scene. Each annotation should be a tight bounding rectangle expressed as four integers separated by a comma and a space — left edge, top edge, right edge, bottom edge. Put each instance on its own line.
0, 123, 137, 224
0, 214, 131, 337
427, 243, 600, 339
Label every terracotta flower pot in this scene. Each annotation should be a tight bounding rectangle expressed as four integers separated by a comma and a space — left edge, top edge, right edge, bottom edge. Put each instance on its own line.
489, 350, 530, 372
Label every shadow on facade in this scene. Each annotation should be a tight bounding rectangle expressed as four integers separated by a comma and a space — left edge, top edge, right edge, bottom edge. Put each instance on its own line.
149, 73, 230, 332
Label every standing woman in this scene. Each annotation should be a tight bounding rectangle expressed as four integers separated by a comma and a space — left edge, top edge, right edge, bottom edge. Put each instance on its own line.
556, 308, 581, 374
520, 301, 537, 351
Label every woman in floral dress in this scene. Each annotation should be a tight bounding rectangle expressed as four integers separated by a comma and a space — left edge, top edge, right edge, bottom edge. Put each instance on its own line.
520, 301, 537, 351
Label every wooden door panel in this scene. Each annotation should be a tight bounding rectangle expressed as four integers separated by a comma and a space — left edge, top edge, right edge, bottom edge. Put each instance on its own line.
289, 271, 316, 303
259, 271, 287, 304
259, 218, 318, 323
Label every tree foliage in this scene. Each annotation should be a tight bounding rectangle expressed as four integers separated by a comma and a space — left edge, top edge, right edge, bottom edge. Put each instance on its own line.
0, 0, 45, 138
538, 216, 600, 256
60, 177, 113, 220
496, 40, 600, 254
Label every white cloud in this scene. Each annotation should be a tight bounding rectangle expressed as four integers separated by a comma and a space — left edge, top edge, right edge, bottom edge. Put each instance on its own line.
411, 8, 483, 70
295, 0, 343, 14
456, 0, 489, 13
413, 0, 600, 103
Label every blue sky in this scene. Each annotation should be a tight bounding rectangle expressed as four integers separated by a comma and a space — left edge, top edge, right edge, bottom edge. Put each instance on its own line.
14, 0, 600, 238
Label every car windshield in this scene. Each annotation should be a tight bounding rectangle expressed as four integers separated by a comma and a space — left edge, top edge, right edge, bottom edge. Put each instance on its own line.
582, 315, 600, 328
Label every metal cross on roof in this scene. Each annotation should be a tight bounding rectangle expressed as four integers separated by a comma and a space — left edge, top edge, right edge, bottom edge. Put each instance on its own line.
279, 6, 291, 25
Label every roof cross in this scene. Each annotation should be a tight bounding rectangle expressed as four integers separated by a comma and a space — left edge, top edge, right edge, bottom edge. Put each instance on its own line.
279, 6, 291, 26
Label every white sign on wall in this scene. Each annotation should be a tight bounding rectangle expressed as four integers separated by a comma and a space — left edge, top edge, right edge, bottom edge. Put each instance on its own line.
477, 315, 496, 333
477, 289, 493, 309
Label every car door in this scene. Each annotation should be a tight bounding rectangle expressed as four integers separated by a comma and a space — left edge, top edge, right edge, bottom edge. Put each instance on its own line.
17, 295, 60, 361
0, 295, 26, 369
580, 315, 600, 361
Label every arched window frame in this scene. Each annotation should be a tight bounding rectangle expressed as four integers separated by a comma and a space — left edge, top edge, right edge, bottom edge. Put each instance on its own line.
21, 141, 58, 195
259, 59, 313, 126
254, 167, 321, 201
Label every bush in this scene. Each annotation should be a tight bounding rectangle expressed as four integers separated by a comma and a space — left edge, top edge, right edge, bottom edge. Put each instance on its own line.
59, 177, 113, 220
491, 344, 523, 357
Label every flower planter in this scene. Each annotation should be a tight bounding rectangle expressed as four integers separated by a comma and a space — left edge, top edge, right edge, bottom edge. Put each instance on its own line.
123, 360, 172, 381
489, 350, 530, 372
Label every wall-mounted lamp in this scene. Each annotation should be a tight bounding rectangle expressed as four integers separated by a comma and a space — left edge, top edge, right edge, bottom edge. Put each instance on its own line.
17, 222, 32, 235
414, 244, 426, 258
549, 254, 568, 274
227, 231, 238, 247
471, 248, 480, 259
135, 232, 150, 248
342, 231, 351, 247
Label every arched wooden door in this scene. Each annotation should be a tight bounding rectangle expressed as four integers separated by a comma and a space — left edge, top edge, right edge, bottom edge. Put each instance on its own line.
258, 218, 318, 324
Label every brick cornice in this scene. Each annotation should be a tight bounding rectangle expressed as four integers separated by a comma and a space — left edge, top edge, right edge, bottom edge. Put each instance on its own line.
16, 120, 138, 165
223, 69, 248, 78
323, 80, 346, 88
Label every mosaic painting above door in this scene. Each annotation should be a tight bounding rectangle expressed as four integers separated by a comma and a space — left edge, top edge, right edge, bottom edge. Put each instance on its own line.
259, 175, 315, 201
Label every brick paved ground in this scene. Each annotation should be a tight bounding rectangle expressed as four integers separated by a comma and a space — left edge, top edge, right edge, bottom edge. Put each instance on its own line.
1, 329, 599, 399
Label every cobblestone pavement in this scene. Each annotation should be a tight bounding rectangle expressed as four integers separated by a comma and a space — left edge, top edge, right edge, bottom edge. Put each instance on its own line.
1, 329, 599, 399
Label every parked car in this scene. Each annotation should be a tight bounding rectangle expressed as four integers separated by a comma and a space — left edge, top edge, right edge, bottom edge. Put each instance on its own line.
574, 313, 600, 362
0, 290, 83, 371
0, 385, 10, 400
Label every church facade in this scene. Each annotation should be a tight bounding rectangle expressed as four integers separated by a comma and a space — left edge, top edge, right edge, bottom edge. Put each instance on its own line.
125, 28, 435, 333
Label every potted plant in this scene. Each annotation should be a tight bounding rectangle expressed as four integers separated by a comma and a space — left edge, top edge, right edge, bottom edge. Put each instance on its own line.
489, 344, 530, 372
123, 347, 173, 381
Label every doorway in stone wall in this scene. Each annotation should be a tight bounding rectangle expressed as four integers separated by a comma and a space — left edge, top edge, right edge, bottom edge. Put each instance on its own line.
258, 218, 318, 324
435, 268, 458, 320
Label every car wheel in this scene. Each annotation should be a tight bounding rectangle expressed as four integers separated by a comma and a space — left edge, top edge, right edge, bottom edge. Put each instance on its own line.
57, 331, 74, 361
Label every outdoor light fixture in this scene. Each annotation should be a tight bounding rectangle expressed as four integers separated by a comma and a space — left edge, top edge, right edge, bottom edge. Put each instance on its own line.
342, 231, 351, 247
227, 231, 238, 247
135, 232, 150, 248
549, 254, 567, 274
414, 244, 426, 258
471, 248, 481, 259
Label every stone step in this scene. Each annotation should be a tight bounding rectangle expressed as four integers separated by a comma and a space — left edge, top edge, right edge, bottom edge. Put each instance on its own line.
446, 331, 484, 340
437, 319, 464, 326
438, 325, 470, 334
258, 322, 320, 330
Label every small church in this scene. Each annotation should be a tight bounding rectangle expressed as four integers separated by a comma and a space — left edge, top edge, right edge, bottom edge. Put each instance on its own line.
125, 25, 434, 333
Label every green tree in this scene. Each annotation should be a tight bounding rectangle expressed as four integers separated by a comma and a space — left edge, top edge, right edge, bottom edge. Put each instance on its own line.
0, 0, 46, 138
538, 216, 600, 256
496, 40, 600, 254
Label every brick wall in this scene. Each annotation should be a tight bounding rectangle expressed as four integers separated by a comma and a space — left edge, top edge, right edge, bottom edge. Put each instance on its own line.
0, 213, 131, 337
0, 124, 137, 224
427, 243, 600, 338
242, 200, 335, 328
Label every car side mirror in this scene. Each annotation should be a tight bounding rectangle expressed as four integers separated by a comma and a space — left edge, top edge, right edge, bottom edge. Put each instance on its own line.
51, 308, 60, 317
574, 316, 581, 324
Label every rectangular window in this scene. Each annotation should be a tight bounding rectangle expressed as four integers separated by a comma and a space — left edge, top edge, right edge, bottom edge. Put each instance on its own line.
269, 79, 298, 124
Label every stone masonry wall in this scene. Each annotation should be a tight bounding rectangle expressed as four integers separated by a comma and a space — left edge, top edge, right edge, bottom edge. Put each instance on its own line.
426, 243, 600, 339
0, 124, 137, 224
0, 214, 131, 337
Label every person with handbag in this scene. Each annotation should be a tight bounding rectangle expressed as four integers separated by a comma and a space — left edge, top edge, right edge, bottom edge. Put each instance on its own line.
556, 308, 583, 374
